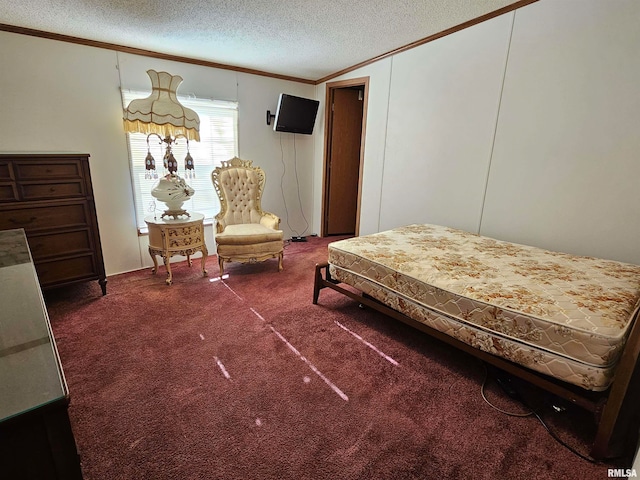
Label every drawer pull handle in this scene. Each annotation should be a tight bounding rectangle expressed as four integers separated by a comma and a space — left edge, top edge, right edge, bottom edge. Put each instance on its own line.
50, 187, 56, 192
9, 216, 37, 224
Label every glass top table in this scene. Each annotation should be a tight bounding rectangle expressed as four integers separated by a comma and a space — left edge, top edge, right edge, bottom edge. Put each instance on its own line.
0, 228, 68, 423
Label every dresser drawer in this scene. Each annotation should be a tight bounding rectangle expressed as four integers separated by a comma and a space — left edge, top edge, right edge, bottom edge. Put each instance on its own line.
35, 254, 98, 286
19, 180, 85, 200
0, 163, 12, 180
0, 184, 18, 201
167, 225, 204, 249
0, 203, 89, 231
148, 222, 204, 252
27, 230, 93, 260
167, 223, 204, 239
14, 160, 82, 180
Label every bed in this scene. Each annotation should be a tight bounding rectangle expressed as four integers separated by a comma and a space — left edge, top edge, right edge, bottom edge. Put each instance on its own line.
313, 224, 640, 460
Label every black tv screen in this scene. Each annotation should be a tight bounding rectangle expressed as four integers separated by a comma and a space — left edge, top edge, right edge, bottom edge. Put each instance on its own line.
273, 94, 320, 135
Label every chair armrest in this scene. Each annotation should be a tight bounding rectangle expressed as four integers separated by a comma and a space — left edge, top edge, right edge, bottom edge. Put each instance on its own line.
215, 216, 227, 234
260, 212, 281, 230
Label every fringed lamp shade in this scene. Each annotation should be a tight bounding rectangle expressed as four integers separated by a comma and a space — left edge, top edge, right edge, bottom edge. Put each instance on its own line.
123, 70, 201, 219
123, 70, 200, 141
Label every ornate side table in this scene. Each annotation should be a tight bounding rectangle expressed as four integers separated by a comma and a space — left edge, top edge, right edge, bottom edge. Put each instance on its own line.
145, 212, 208, 285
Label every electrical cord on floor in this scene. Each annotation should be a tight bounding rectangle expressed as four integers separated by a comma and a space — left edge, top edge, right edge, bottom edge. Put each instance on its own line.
279, 133, 310, 239
292, 134, 310, 236
279, 133, 296, 237
480, 363, 598, 463
480, 366, 533, 417
529, 408, 597, 463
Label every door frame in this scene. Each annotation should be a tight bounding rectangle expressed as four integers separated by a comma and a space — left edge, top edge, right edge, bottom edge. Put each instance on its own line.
321, 76, 369, 237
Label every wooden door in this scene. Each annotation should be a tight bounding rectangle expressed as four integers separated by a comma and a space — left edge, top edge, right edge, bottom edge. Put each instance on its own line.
325, 88, 364, 235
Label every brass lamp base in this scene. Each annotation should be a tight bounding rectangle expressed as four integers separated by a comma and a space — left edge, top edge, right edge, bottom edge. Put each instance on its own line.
160, 209, 191, 220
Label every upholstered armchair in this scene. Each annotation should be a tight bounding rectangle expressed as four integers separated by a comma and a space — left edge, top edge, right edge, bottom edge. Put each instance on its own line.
211, 157, 284, 276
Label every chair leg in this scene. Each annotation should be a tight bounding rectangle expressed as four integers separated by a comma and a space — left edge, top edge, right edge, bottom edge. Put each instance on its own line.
278, 252, 283, 271
218, 256, 225, 277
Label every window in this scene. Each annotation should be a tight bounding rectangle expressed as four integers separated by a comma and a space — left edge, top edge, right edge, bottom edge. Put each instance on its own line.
122, 90, 238, 232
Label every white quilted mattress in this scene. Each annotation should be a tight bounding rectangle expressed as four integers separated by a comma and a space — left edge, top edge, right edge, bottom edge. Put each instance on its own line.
328, 224, 640, 391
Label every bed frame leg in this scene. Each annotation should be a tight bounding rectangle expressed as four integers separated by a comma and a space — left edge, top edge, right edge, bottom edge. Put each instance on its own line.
589, 330, 640, 460
313, 262, 329, 304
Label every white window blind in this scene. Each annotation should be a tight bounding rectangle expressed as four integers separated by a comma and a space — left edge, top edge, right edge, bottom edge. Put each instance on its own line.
122, 90, 238, 231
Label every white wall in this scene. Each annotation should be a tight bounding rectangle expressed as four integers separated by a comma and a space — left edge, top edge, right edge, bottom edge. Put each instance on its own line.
0, 33, 315, 276
380, 14, 512, 234
314, 0, 640, 266
480, 1, 640, 262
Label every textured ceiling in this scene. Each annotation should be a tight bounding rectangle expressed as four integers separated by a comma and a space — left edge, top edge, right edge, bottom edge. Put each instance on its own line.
0, 0, 525, 82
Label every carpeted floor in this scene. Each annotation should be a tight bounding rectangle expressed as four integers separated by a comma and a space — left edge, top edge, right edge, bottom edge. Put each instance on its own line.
44, 236, 626, 479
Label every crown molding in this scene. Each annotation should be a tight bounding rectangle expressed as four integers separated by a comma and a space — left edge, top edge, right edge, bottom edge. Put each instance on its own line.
0, 23, 316, 85
1, 1, 537, 87
315, 0, 538, 84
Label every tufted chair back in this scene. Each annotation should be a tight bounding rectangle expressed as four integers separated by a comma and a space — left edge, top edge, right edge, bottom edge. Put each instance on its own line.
212, 157, 268, 231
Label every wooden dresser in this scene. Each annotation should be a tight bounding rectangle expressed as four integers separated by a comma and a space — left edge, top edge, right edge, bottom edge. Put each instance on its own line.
0, 154, 107, 295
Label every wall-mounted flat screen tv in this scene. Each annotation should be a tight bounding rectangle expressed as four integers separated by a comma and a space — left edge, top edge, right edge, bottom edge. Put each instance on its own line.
273, 94, 320, 135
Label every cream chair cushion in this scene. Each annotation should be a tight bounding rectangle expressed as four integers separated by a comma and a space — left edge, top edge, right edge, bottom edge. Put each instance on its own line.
215, 224, 283, 245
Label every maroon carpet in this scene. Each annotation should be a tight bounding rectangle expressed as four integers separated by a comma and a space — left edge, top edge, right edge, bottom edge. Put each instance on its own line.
45, 237, 624, 479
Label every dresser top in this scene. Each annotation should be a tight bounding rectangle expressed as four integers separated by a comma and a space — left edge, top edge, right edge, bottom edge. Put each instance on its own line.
0, 228, 31, 267
0, 152, 89, 158
0, 229, 67, 422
